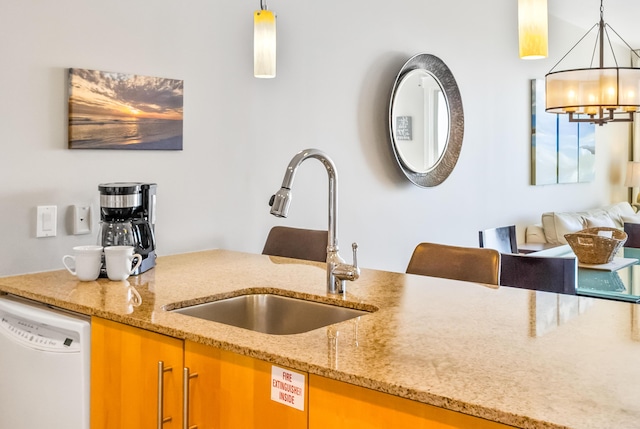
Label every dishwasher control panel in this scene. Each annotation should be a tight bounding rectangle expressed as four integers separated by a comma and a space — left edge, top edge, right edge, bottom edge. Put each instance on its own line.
0, 313, 81, 352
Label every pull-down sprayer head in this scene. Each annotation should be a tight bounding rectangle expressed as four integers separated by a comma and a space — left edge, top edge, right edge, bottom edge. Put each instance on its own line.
269, 187, 292, 218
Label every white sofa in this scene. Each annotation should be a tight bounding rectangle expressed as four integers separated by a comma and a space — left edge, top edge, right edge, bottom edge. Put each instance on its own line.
525, 202, 640, 245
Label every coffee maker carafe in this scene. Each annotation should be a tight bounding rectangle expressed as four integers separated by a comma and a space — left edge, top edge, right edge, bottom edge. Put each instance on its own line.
98, 182, 157, 275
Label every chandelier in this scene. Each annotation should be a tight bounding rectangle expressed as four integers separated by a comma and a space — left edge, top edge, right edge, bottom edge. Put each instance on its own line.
545, 0, 640, 126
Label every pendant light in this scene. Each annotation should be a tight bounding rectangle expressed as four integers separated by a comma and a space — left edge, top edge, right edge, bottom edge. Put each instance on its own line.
545, 0, 640, 126
518, 0, 548, 59
254, 0, 276, 78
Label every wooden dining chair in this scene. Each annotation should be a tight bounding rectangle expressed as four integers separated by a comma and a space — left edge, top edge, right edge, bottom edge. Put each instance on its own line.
406, 242, 501, 285
262, 226, 328, 262
479, 225, 518, 254
500, 253, 577, 295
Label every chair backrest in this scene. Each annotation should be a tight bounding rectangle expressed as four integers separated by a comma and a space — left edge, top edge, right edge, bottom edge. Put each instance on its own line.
479, 225, 518, 254
500, 253, 577, 295
406, 242, 501, 285
624, 223, 640, 248
262, 226, 328, 262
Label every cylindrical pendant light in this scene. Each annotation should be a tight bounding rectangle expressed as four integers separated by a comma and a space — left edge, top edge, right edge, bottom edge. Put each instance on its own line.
254, 4, 276, 79
518, 0, 548, 59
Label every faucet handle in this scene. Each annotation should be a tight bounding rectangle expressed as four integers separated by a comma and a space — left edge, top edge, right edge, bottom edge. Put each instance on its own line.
333, 242, 360, 286
351, 242, 359, 271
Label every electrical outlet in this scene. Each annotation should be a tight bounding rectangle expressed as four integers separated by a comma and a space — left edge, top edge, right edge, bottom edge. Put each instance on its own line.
72, 205, 92, 235
36, 206, 57, 238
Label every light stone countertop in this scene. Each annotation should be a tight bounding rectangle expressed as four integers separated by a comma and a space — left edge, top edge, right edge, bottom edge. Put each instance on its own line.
1, 249, 639, 429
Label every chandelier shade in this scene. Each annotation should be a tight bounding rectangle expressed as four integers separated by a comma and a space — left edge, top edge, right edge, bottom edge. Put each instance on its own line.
518, 0, 548, 59
546, 67, 640, 117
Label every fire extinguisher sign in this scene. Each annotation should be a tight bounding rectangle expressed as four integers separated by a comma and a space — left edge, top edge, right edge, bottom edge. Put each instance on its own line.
271, 365, 305, 411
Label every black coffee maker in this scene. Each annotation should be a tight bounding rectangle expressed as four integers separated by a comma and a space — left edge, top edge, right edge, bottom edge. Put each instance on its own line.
98, 182, 157, 275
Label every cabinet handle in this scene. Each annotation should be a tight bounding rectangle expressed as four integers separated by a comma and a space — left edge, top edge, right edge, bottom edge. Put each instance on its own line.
183, 367, 199, 429
158, 361, 173, 429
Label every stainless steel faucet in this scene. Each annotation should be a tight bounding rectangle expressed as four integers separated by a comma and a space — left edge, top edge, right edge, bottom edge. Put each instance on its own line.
269, 148, 360, 294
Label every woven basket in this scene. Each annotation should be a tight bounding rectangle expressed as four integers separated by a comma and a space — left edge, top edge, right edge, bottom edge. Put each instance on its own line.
564, 227, 627, 265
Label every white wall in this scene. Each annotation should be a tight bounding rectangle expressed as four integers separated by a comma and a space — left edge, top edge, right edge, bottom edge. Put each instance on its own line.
0, 0, 633, 276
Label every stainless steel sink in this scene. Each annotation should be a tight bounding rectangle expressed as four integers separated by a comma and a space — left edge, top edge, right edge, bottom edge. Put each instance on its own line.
169, 293, 372, 335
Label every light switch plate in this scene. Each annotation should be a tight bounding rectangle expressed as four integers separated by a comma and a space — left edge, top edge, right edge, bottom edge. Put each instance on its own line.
72, 205, 91, 235
36, 205, 57, 238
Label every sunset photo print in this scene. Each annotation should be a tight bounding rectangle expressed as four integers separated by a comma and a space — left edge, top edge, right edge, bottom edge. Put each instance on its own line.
68, 68, 184, 150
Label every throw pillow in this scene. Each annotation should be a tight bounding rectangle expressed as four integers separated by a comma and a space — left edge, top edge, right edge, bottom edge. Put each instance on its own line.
621, 214, 640, 224
542, 212, 586, 244
585, 214, 617, 228
603, 202, 636, 227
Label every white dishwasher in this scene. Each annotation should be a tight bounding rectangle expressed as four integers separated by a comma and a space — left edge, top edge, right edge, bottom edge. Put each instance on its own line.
0, 294, 91, 429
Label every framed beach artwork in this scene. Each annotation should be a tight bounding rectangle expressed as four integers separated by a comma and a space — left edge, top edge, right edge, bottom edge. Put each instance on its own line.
530, 79, 595, 185
68, 68, 183, 150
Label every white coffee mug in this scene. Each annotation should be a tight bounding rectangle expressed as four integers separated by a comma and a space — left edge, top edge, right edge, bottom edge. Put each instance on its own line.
104, 246, 142, 281
62, 245, 104, 281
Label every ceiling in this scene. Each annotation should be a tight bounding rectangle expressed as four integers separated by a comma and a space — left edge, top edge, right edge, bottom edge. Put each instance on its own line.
548, 0, 640, 48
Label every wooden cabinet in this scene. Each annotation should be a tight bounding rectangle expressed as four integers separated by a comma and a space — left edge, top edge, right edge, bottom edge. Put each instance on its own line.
308, 375, 515, 429
91, 318, 307, 429
91, 317, 184, 429
185, 341, 307, 429
92, 318, 513, 429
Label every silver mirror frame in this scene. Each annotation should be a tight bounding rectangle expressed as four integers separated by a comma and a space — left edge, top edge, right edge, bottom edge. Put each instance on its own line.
389, 54, 464, 187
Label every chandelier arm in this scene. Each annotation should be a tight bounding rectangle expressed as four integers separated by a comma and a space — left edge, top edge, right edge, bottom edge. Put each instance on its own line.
568, 111, 634, 125
548, 23, 599, 73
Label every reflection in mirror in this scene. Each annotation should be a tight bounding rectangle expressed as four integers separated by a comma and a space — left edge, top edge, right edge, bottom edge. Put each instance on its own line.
393, 69, 449, 173
389, 54, 464, 187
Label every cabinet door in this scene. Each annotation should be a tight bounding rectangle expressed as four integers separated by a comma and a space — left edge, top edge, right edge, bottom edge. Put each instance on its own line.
309, 375, 515, 429
91, 317, 184, 429
185, 341, 307, 429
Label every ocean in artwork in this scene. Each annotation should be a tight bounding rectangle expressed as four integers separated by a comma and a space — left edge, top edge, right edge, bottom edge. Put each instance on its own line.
68, 68, 183, 150
69, 115, 183, 149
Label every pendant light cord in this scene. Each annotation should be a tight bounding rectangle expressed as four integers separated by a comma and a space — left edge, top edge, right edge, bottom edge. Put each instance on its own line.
260, 0, 268, 10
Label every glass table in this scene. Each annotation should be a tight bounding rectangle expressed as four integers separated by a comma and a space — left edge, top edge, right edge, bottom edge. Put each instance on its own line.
576, 247, 640, 302
520, 244, 640, 303
576, 247, 640, 303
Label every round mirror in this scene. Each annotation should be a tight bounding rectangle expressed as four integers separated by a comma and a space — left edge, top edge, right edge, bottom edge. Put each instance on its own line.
389, 54, 464, 187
